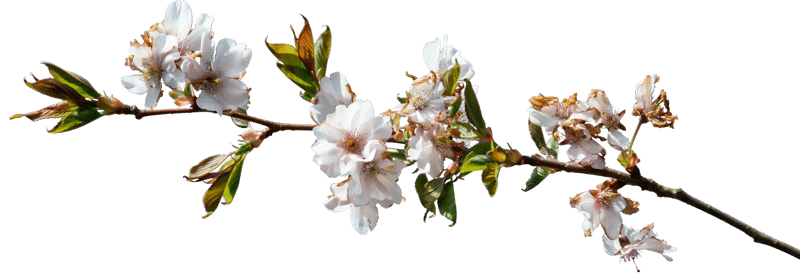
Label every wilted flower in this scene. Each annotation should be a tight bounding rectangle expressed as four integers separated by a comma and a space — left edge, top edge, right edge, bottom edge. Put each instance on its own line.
632, 75, 678, 128
406, 122, 457, 177
311, 100, 392, 178
394, 73, 451, 125
528, 93, 595, 134
182, 37, 252, 115
423, 35, 474, 80
588, 89, 630, 151
603, 224, 677, 262
310, 72, 354, 124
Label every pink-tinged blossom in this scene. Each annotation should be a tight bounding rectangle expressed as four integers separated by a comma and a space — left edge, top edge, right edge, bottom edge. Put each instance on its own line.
312, 100, 392, 178
570, 187, 626, 240
603, 224, 677, 262
121, 32, 183, 109
310, 72, 354, 124
182, 37, 252, 115
423, 35, 474, 80
633, 74, 658, 117
323, 179, 379, 235
588, 90, 630, 152
406, 122, 455, 177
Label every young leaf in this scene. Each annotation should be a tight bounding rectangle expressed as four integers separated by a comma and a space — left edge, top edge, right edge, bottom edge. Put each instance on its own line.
10, 101, 75, 122
441, 60, 461, 96
463, 79, 486, 133
24, 77, 85, 103
186, 154, 229, 181
43, 62, 100, 99
437, 181, 457, 227
47, 107, 102, 134
448, 93, 462, 119
415, 174, 444, 220
203, 172, 230, 219
481, 163, 500, 197
276, 63, 319, 94
264, 40, 306, 69
293, 15, 316, 80
547, 136, 559, 159
223, 155, 246, 205
231, 108, 250, 128
460, 142, 493, 173
523, 167, 550, 192
450, 122, 479, 139
314, 25, 331, 79
529, 121, 548, 156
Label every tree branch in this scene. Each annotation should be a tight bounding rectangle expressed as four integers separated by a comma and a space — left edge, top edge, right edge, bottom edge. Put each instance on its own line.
520, 155, 800, 260
117, 104, 316, 133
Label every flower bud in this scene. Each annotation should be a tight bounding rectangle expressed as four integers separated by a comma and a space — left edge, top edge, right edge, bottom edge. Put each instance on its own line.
97, 94, 125, 114
240, 130, 265, 148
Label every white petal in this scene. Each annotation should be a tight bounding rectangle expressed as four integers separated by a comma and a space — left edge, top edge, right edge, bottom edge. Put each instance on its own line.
164, 0, 192, 39
121, 75, 147, 95
423, 37, 442, 72
217, 79, 250, 109
608, 129, 631, 152
349, 205, 378, 235
144, 84, 163, 109
196, 92, 223, 115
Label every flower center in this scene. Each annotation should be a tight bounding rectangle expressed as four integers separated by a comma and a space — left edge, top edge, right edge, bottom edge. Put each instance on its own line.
339, 132, 365, 155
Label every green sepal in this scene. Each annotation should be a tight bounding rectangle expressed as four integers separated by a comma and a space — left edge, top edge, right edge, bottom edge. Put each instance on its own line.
223, 155, 246, 205
463, 79, 486, 134
441, 60, 461, 97
43, 62, 100, 99
405, 71, 417, 80
448, 94, 462, 119
47, 107, 102, 133
481, 163, 500, 197
437, 181, 457, 227
523, 167, 550, 192
460, 142, 493, 173
528, 121, 548, 157
202, 171, 229, 219
397, 93, 408, 104
314, 25, 331, 79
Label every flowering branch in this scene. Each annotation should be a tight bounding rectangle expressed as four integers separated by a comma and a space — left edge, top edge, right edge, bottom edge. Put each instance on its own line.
519, 154, 800, 260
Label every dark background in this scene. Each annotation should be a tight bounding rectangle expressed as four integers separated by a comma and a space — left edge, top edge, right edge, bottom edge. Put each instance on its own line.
0, 1, 800, 277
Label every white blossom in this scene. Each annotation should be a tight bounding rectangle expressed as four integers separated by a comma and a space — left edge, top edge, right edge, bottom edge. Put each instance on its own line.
570, 187, 626, 239
154, 0, 214, 56
310, 72, 354, 124
182, 37, 252, 115
423, 35, 474, 80
633, 74, 658, 117
121, 32, 183, 109
588, 90, 630, 152
311, 100, 392, 178
394, 73, 451, 125
603, 224, 677, 262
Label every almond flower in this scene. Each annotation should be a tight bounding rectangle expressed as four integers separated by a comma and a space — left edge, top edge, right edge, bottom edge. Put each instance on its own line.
182, 36, 252, 115
310, 72, 354, 124
423, 35, 474, 80
312, 100, 392, 178
323, 179, 380, 235
603, 224, 677, 262
569, 187, 627, 240
121, 32, 183, 109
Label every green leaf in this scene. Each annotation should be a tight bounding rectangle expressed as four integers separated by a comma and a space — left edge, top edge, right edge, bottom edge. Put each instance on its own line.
47, 107, 102, 133
437, 181, 457, 227
547, 136, 559, 159
415, 174, 445, 220
186, 154, 228, 181
481, 163, 500, 197
448, 94, 462, 119
24, 77, 83, 102
441, 60, 461, 96
202, 172, 230, 219
300, 91, 315, 102
223, 155, 246, 205
460, 142, 493, 173
523, 167, 550, 192
463, 79, 486, 133
314, 25, 331, 79
450, 122, 479, 139
529, 121, 548, 156
232, 108, 250, 128
264, 40, 306, 69
277, 63, 319, 94
43, 62, 100, 99
235, 143, 254, 157
293, 15, 316, 80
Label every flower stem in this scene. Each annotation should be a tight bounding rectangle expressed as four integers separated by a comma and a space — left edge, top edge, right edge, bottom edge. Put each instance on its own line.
626, 119, 645, 155
518, 155, 800, 260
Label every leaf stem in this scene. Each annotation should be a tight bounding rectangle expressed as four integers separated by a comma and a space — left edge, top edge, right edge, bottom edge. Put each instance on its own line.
519, 155, 800, 260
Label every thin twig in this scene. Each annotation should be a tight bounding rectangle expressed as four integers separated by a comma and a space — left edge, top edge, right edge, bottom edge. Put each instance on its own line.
520, 155, 800, 260
118, 105, 316, 133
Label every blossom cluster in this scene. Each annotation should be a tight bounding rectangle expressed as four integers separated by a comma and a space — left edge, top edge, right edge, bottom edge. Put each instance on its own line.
533, 76, 679, 265
121, 0, 252, 115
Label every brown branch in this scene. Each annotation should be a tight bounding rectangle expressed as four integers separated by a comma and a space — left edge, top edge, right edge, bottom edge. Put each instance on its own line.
117, 104, 316, 133
520, 155, 800, 260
